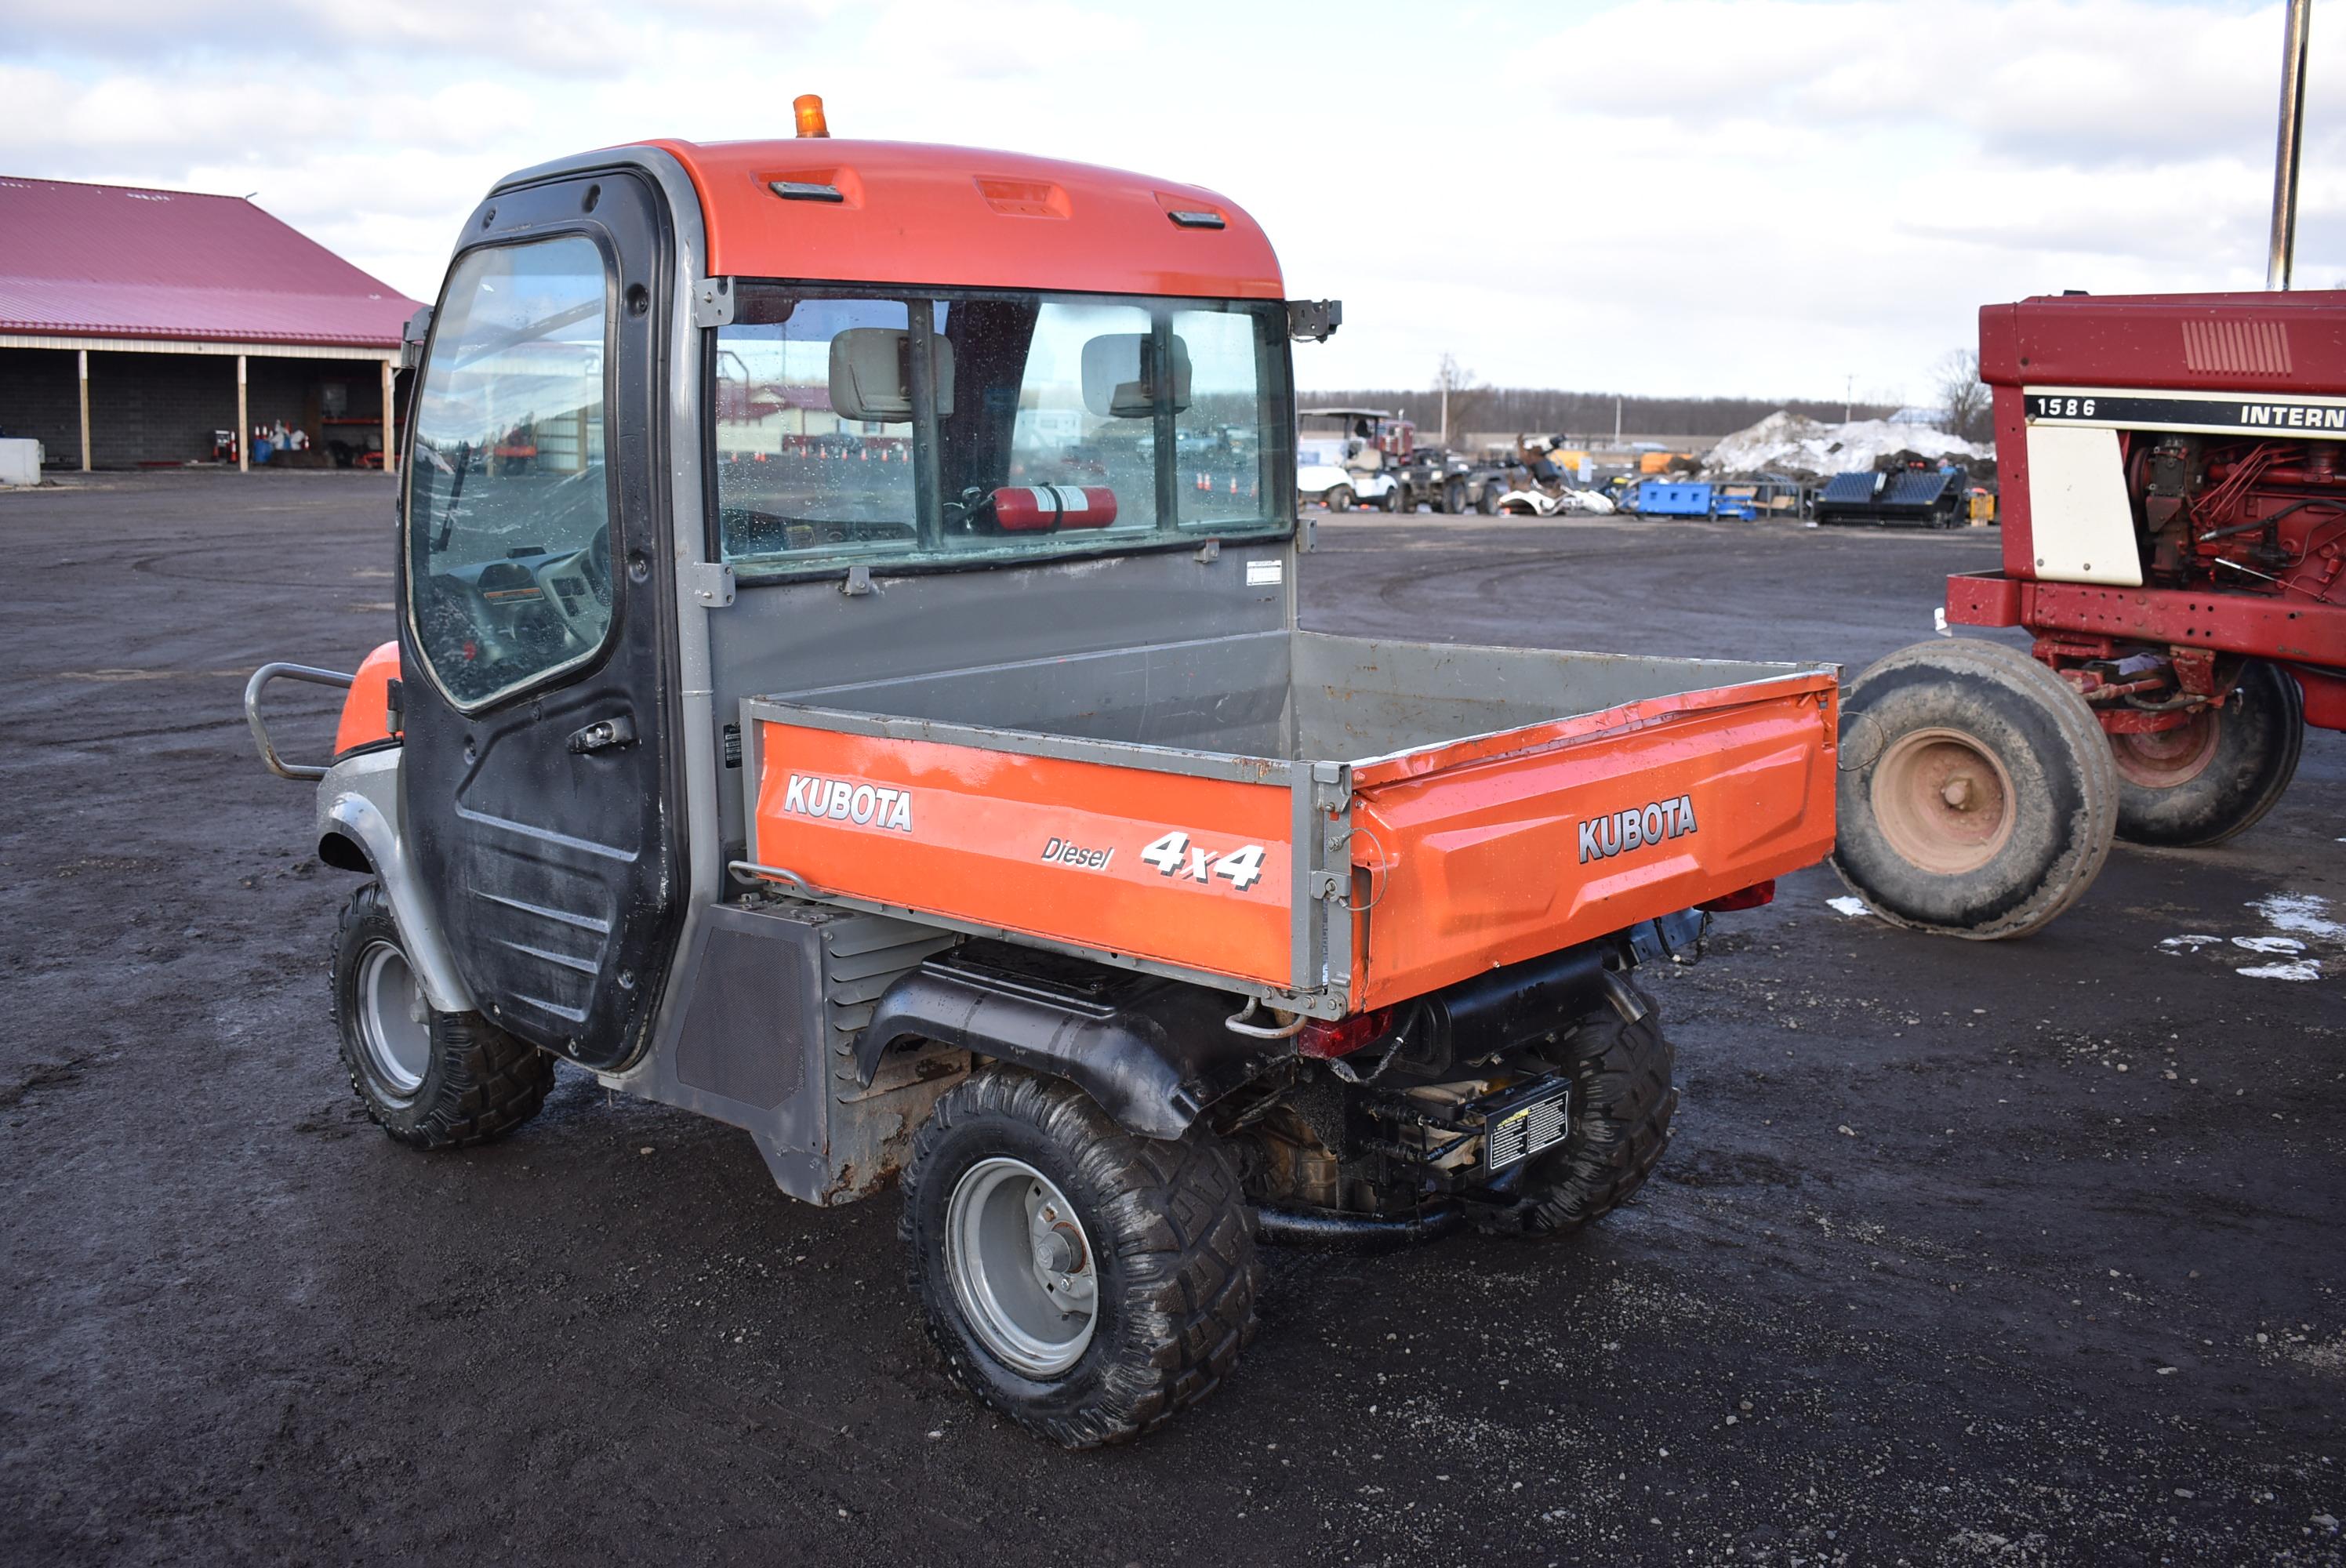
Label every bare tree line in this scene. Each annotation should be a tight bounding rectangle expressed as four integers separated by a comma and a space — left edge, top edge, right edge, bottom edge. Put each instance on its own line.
1301, 385, 1903, 441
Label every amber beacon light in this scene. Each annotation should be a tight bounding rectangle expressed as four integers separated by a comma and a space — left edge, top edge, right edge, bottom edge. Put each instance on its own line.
794, 94, 830, 138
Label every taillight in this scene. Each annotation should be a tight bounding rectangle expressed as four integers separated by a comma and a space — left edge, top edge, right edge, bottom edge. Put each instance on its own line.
1298, 1006, 1395, 1059
1699, 879, 1775, 912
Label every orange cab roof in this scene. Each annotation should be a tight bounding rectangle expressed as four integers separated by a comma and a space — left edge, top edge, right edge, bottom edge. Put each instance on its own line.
641, 138, 1284, 300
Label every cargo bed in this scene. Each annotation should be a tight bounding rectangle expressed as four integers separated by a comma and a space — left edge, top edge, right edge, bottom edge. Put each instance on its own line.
737, 630, 1836, 1018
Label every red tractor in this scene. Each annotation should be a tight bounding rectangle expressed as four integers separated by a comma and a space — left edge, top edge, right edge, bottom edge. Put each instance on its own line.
1833, 288, 2344, 937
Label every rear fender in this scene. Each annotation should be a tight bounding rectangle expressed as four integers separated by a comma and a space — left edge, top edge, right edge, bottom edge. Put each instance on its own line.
314, 748, 477, 1014
854, 949, 1285, 1140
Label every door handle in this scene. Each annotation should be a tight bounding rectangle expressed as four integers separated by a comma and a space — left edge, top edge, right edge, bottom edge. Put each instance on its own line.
565, 714, 637, 753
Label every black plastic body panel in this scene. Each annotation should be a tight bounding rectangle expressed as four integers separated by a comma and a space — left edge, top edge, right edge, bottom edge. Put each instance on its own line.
854, 942, 1284, 1140
398, 168, 685, 1069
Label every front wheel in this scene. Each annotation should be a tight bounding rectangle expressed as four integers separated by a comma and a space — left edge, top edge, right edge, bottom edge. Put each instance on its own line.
1381, 483, 1407, 513
1442, 478, 1466, 514
1325, 485, 1355, 513
1831, 639, 2118, 938
901, 1067, 1259, 1447
2112, 659, 2303, 846
332, 883, 553, 1148
1476, 484, 1502, 516
1469, 980, 1676, 1236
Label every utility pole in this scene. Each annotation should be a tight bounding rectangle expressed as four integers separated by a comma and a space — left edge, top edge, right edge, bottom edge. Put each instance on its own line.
2268, 0, 2312, 289
1613, 394, 1622, 448
1844, 373, 1853, 424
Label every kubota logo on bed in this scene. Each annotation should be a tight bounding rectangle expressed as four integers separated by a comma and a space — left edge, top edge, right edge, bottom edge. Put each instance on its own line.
783, 773, 915, 833
1578, 794, 1698, 863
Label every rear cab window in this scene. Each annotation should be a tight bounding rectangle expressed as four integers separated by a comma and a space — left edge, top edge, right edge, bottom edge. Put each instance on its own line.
712, 285, 1292, 579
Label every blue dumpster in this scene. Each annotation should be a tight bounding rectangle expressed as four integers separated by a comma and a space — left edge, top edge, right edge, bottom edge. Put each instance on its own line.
1636, 481, 1714, 517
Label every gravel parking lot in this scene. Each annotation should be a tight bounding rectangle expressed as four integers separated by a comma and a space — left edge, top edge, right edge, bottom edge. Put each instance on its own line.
3, 472, 2341, 1566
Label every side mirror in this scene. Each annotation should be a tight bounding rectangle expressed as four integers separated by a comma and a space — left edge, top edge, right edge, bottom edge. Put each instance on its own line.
1286, 299, 1342, 342
1080, 333, 1190, 419
829, 328, 955, 423
400, 306, 434, 371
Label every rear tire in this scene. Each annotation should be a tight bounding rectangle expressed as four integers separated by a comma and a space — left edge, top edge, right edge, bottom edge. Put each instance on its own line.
331, 883, 552, 1148
901, 1067, 1259, 1447
1382, 484, 1407, 513
1469, 981, 1676, 1237
2112, 659, 2303, 847
1476, 485, 1502, 516
1443, 478, 1467, 514
1832, 639, 2118, 938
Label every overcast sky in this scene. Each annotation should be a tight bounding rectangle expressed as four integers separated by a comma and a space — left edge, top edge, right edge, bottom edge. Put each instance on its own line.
5, 0, 2340, 405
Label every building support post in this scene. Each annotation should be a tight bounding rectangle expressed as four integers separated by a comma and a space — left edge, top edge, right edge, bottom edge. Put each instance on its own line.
77, 350, 91, 473
236, 354, 249, 474
380, 358, 397, 477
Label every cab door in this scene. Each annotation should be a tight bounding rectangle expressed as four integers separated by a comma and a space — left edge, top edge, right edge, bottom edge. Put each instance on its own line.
398, 169, 681, 1070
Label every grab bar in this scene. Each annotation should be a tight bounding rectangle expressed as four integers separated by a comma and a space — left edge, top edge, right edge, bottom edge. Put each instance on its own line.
244, 662, 354, 781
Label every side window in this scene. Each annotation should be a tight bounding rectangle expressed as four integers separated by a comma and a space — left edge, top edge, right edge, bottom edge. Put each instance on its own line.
715, 296, 916, 562
407, 236, 613, 710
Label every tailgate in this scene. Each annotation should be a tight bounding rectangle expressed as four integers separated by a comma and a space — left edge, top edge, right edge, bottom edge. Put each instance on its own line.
1349, 672, 1836, 1010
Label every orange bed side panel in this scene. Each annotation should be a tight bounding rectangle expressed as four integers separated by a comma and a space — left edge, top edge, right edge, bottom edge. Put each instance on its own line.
333, 641, 401, 756
1351, 688, 1837, 1011
753, 722, 1298, 989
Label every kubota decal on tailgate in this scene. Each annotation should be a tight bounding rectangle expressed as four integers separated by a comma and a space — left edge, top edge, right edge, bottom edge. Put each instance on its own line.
754, 721, 1297, 987
1578, 793, 1698, 862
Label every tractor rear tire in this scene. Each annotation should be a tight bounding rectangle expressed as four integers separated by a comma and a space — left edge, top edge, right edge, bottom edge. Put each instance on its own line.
331, 883, 553, 1149
1469, 980, 1676, 1237
1831, 638, 2118, 939
2111, 659, 2304, 847
901, 1066, 1260, 1448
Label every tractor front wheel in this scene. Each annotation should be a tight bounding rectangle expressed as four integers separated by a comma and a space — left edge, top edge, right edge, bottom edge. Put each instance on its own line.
2111, 659, 2304, 847
1831, 639, 2118, 939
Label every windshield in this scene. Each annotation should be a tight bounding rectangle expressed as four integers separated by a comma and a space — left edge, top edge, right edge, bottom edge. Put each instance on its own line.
712, 284, 1292, 575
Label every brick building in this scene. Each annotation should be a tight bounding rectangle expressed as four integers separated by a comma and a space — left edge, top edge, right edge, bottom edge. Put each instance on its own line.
0, 176, 421, 472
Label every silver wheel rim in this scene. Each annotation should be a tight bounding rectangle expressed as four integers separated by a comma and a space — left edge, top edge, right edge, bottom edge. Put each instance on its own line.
944, 1156, 1099, 1377
355, 939, 430, 1097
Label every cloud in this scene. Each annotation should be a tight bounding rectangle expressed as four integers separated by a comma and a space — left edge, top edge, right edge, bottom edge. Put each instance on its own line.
5, 0, 2336, 400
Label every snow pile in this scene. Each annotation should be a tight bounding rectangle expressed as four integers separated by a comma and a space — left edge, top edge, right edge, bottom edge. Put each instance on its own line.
1704, 411, 1990, 477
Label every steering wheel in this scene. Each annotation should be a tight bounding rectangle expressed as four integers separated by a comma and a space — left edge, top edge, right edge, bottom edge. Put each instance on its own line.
585, 521, 612, 606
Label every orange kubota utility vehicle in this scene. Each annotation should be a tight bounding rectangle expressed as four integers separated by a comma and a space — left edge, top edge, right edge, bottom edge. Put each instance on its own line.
246, 103, 1837, 1446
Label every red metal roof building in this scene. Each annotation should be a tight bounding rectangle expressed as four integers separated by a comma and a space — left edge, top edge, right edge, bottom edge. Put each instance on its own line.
0, 176, 423, 473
